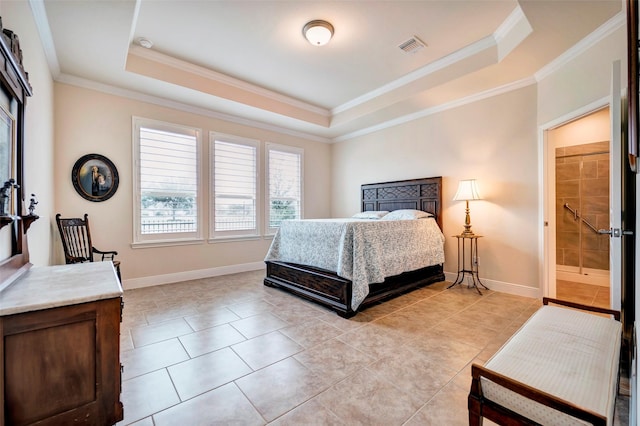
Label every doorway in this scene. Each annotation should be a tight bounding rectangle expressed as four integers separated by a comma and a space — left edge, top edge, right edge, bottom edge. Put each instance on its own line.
546, 107, 611, 308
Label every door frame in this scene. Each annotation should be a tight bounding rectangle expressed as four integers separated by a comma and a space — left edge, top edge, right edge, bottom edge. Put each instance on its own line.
539, 96, 613, 301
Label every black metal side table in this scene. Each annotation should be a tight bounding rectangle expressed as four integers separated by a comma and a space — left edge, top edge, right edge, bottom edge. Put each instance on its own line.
448, 234, 489, 295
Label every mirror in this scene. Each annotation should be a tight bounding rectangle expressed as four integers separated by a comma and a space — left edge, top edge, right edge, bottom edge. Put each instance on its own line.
0, 19, 34, 288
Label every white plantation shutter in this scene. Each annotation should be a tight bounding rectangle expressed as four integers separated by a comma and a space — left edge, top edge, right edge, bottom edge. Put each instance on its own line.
266, 143, 303, 233
133, 118, 202, 244
211, 136, 258, 238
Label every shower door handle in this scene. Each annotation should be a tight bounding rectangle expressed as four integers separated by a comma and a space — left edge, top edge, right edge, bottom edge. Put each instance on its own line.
597, 228, 617, 236
597, 228, 634, 237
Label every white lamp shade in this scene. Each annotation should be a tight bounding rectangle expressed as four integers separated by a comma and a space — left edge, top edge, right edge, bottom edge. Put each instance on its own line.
303, 20, 334, 46
453, 179, 481, 201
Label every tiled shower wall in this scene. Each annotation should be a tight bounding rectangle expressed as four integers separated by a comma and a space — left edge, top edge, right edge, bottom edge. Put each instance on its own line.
556, 141, 610, 271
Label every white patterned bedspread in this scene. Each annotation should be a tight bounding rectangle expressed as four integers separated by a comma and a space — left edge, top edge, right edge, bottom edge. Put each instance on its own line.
264, 218, 445, 310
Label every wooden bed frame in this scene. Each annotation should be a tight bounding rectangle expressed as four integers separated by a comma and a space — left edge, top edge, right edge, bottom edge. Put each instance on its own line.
264, 176, 445, 318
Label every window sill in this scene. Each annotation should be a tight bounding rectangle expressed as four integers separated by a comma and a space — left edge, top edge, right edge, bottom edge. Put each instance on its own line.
208, 235, 262, 244
131, 238, 204, 249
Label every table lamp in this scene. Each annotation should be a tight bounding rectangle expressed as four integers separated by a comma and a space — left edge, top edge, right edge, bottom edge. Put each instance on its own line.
453, 179, 481, 236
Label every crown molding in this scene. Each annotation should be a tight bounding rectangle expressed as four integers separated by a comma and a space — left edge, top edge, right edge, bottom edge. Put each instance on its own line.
333, 4, 531, 117
494, 4, 527, 42
535, 11, 624, 82
331, 8, 623, 144
55, 73, 332, 144
332, 34, 497, 116
494, 4, 532, 61
55, 70, 537, 145
29, 0, 61, 77
333, 76, 536, 143
128, 45, 330, 118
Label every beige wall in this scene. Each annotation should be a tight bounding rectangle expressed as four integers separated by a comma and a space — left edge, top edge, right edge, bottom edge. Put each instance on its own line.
53, 84, 331, 287
330, 24, 625, 296
331, 86, 540, 291
537, 26, 626, 126
0, 2, 55, 267
547, 108, 610, 148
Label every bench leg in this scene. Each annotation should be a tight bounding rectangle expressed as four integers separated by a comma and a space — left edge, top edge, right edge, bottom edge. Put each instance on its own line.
469, 411, 483, 426
468, 393, 484, 426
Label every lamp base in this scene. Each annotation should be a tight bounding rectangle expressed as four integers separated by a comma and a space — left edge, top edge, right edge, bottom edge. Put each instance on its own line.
460, 227, 475, 237
461, 201, 475, 236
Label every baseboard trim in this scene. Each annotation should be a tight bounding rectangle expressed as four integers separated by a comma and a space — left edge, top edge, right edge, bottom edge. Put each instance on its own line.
123, 265, 540, 299
444, 271, 540, 299
122, 262, 266, 290
556, 267, 609, 287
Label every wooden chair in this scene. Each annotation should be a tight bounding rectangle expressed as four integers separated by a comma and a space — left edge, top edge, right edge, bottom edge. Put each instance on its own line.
55, 213, 121, 282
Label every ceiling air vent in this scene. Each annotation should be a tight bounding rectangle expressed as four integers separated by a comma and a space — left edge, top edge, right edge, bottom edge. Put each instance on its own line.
398, 36, 427, 54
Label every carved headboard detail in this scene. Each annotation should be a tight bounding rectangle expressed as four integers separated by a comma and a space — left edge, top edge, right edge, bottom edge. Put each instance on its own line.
361, 176, 443, 230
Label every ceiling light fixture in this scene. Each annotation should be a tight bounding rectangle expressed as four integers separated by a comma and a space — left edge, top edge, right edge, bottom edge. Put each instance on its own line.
303, 20, 334, 46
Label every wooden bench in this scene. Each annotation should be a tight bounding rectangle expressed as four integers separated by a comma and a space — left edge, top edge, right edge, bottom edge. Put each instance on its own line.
468, 297, 622, 425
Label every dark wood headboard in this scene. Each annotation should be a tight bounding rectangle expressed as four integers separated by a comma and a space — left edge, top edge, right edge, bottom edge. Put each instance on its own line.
361, 176, 443, 230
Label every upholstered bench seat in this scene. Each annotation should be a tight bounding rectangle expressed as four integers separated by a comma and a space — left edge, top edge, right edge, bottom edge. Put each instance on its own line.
469, 298, 621, 425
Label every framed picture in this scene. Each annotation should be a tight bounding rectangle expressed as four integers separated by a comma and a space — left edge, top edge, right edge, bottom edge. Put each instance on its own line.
71, 153, 119, 202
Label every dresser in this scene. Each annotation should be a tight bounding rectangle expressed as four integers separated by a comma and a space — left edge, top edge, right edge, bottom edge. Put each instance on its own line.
0, 262, 123, 425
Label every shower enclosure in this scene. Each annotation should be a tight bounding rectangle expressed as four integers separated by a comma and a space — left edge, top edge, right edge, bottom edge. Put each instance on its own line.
555, 141, 610, 284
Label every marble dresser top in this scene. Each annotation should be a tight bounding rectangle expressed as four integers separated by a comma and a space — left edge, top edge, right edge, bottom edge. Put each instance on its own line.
0, 261, 123, 316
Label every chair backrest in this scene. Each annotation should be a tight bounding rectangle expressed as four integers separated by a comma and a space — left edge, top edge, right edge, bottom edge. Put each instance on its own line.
55, 213, 94, 264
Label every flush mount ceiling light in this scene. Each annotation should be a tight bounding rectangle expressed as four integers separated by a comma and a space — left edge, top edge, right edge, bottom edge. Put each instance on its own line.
303, 20, 334, 46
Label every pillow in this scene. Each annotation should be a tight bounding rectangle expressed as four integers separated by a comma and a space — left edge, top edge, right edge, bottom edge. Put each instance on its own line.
381, 209, 433, 220
352, 210, 389, 219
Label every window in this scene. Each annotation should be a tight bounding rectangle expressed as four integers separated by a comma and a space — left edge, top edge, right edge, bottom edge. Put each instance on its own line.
133, 117, 202, 245
266, 143, 303, 234
210, 133, 259, 239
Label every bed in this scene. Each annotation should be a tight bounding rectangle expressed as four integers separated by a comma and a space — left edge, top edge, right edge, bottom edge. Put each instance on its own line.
263, 176, 445, 318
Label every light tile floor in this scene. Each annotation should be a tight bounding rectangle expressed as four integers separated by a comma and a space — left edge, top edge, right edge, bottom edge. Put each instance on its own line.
116, 272, 629, 425
557, 279, 611, 308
